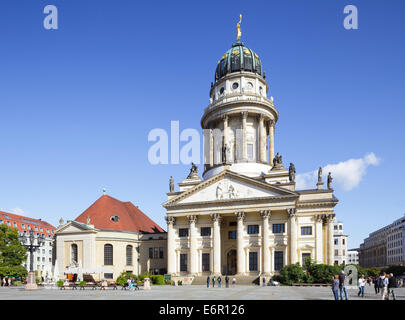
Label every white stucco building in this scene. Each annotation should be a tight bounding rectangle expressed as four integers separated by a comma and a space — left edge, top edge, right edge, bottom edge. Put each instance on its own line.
163, 22, 339, 283
333, 219, 348, 265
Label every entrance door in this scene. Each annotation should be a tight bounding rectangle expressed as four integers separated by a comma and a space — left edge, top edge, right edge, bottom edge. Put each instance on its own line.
226, 250, 237, 275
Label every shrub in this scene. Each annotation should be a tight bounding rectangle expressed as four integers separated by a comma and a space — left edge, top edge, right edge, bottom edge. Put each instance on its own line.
56, 280, 64, 287
307, 264, 341, 283
177, 280, 182, 286
279, 263, 305, 285
13, 280, 22, 286
0, 265, 28, 279
79, 281, 86, 286
116, 271, 137, 286
150, 275, 164, 285
138, 272, 151, 281
383, 265, 404, 276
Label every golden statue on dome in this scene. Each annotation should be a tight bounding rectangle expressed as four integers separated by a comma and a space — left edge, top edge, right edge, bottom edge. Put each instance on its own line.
236, 14, 242, 42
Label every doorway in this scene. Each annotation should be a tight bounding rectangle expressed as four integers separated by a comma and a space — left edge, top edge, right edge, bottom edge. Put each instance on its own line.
226, 250, 237, 275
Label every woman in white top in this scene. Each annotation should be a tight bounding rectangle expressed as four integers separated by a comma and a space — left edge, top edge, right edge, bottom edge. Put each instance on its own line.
358, 275, 366, 298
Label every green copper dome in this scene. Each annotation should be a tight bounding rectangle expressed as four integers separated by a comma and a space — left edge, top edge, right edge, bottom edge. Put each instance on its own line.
215, 42, 262, 82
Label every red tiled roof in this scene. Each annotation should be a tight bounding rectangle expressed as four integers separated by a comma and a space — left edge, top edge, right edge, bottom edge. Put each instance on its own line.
75, 195, 165, 234
0, 210, 55, 236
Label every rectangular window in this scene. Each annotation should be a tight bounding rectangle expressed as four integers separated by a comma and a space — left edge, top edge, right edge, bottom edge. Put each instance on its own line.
200, 227, 211, 236
27, 225, 30, 230
302, 253, 310, 265
159, 247, 164, 259
342, 239, 345, 245
179, 228, 189, 237
49, 250, 52, 255
42, 257, 45, 262
274, 251, 284, 271
202, 253, 210, 272
153, 247, 159, 259
6, 221, 10, 226
104, 273, 113, 279
247, 225, 259, 235
34, 226, 38, 231
301, 226, 312, 235
249, 252, 258, 271
272, 224, 285, 234
180, 254, 187, 272
247, 144, 254, 159
228, 230, 237, 239
40, 228, 43, 232
334, 239, 338, 245
13, 222, 17, 227
149, 248, 153, 259
37, 257, 40, 261
46, 229, 49, 233
335, 249, 339, 256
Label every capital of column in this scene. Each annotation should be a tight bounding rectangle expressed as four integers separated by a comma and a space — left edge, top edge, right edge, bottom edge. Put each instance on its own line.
287, 208, 297, 219
222, 114, 229, 122
268, 119, 275, 127
165, 216, 176, 226
241, 111, 248, 119
187, 215, 197, 224
235, 211, 245, 221
258, 114, 265, 122
323, 214, 335, 224
315, 214, 325, 223
210, 213, 222, 223
260, 210, 271, 220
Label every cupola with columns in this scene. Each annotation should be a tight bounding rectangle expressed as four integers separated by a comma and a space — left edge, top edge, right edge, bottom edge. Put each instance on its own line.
202, 19, 279, 180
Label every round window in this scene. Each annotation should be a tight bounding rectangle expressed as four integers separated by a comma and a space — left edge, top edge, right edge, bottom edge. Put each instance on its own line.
220, 87, 225, 94
259, 86, 263, 94
247, 82, 253, 89
232, 82, 239, 90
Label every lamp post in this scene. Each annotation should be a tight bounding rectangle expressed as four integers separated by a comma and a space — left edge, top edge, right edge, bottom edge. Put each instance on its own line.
18, 229, 45, 290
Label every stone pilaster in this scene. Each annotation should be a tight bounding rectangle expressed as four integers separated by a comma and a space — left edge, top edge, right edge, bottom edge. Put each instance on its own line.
258, 114, 266, 162
287, 208, 298, 264
269, 120, 275, 165
326, 214, 335, 265
187, 215, 198, 275
235, 211, 245, 274
210, 213, 222, 275
260, 210, 271, 274
165, 216, 176, 274
315, 215, 324, 264
241, 112, 248, 161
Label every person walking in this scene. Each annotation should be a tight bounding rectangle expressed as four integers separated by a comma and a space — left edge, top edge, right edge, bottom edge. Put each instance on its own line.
206, 276, 210, 288
262, 276, 266, 287
339, 271, 348, 300
358, 275, 366, 298
380, 272, 389, 300
1, 277, 5, 287
374, 275, 380, 294
388, 273, 396, 300
225, 275, 229, 288
212, 276, 216, 288
232, 277, 236, 287
332, 275, 340, 300
217, 276, 222, 288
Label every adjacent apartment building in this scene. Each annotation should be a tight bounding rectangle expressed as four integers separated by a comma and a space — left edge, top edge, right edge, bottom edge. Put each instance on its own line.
333, 219, 348, 265
0, 210, 56, 277
359, 215, 405, 268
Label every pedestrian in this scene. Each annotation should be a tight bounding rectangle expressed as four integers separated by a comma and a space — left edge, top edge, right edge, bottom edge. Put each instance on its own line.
374, 275, 380, 294
262, 276, 266, 287
212, 276, 216, 288
1, 277, 5, 287
7, 278, 11, 287
232, 277, 236, 287
206, 276, 210, 288
338, 271, 348, 300
358, 275, 366, 298
225, 275, 229, 288
379, 272, 388, 300
218, 276, 222, 288
332, 275, 340, 300
134, 279, 139, 291
388, 273, 396, 300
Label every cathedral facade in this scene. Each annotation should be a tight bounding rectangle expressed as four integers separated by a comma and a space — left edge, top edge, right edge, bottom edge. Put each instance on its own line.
163, 24, 338, 280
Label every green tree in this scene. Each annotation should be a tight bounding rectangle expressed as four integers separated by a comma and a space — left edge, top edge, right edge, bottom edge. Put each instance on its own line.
279, 263, 306, 285
0, 224, 27, 267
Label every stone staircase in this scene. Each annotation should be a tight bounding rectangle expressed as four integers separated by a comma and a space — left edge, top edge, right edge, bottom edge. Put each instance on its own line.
191, 275, 259, 286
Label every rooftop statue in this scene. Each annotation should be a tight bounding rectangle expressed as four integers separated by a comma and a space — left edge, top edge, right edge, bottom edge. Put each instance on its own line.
289, 163, 296, 182
327, 172, 333, 190
187, 162, 199, 179
169, 176, 174, 193
236, 14, 242, 42
318, 167, 323, 183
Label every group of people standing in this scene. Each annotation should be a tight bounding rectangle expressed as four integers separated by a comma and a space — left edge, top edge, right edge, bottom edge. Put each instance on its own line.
207, 276, 236, 288
1, 277, 12, 287
332, 271, 399, 300
126, 277, 139, 290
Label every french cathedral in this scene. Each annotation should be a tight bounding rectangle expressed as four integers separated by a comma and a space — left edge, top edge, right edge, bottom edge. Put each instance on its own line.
163, 19, 338, 282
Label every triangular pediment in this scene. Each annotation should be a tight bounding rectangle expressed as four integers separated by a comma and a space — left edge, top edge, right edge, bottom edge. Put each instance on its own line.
56, 221, 96, 234
163, 170, 297, 207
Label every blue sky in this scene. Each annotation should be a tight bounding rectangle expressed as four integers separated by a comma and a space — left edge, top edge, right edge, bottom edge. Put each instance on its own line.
0, 0, 404, 248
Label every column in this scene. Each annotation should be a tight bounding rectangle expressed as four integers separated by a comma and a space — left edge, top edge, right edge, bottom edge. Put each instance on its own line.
287, 208, 298, 264
165, 216, 176, 274
258, 115, 266, 163
315, 215, 324, 264
241, 112, 248, 161
269, 120, 275, 164
269, 247, 274, 273
260, 210, 271, 274
211, 213, 222, 275
223, 115, 229, 163
187, 215, 197, 275
235, 211, 245, 274
209, 129, 214, 167
327, 215, 335, 265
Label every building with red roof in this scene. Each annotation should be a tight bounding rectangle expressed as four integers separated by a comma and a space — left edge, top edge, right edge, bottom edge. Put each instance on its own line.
0, 211, 56, 277
55, 194, 167, 281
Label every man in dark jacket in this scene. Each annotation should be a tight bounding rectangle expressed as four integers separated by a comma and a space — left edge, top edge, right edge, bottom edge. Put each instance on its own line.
339, 271, 348, 300
374, 275, 380, 294
206, 276, 210, 288
388, 273, 396, 300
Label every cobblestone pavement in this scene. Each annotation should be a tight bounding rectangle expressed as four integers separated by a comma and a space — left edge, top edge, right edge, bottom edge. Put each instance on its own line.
0, 285, 403, 300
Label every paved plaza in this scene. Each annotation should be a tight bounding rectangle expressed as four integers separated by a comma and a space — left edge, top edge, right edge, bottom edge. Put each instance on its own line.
0, 285, 404, 300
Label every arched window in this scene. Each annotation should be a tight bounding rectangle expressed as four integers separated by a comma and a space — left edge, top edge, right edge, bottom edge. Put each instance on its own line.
104, 244, 113, 265
126, 245, 133, 266
71, 244, 78, 263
